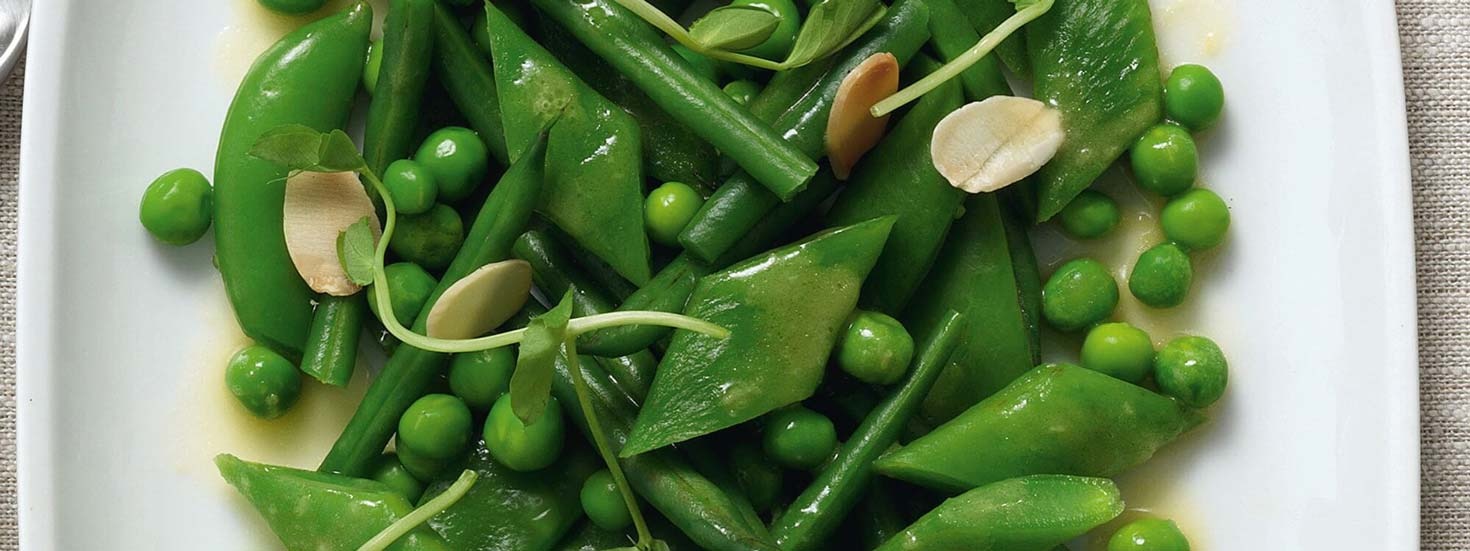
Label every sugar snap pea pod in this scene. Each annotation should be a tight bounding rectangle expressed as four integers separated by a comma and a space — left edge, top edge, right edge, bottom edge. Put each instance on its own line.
319, 135, 549, 477
431, 2, 509, 165
1029, 0, 1164, 220
953, 0, 1032, 77
678, 0, 931, 262
875, 475, 1123, 551
770, 311, 966, 551
1000, 190, 1044, 359
875, 364, 1206, 493
845, 481, 912, 550
421, 440, 597, 551
299, 295, 366, 387
901, 194, 1041, 426
215, 454, 448, 550
365, 0, 434, 174
488, 3, 652, 285
213, 3, 371, 358
531, 0, 817, 200
925, 0, 1011, 101
555, 513, 701, 551
622, 218, 896, 456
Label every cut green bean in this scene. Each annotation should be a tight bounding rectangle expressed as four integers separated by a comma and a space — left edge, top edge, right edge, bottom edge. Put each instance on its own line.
299, 295, 365, 387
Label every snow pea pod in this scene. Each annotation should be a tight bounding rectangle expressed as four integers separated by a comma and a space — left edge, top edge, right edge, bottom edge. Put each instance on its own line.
770, 310, 966, 551
678, 0, 932, 262
875, 364, 1206, 493
925, 0, 1011, 101
215, 454, 447, 550
874, 475, 1123, 551
422, 440, 597, 551
952, 0, 1031, 77
488, 4, 652, 285
213, 3, 370, 358
364, 0, 434, 174
1029, 0, 1164, 220
531, 0, 818, 200
319, 135, 549, 477
622, 217, 896, 456
299, 295, 365, 387
431, 2, 509, 165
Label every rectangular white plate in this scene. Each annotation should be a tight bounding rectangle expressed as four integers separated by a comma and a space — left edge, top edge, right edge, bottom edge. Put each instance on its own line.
17, 0, 1419, 548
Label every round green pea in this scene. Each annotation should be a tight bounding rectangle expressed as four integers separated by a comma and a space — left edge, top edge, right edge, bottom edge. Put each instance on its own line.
1165, 64, 1224, 131
1108, 518, 1192, 551
671, 44, 722, 84
368, 262, 438, 328
389, 204, 465, 271
1129, 243, 1193, 309
580, 469, 632, 531
1154, 336, 1228, 408
835, 310, 915, 385
449, 347, 516, 411
255, 0, 326, 15
723, 79, 762, 106
383, 159, 438, 215
414, 127, 490, 202
732, 0, 801, 60
397, 394, 474, 460
1042, 258, 1120, 332
763, 406, 837, 470
363, 38, 383, 95
1161, 189, 1230, 251
645, 182, 705, 246
1081, 322, 1155, 383
396, 443, 455, 482
139, 168, 213, 246
370, 453, 426, 503
1058, 189, 1121, 239
224, 345, 301, 420
485, 394, 566, 472
730, 444, 782, 511
1131, 125, 1198, 197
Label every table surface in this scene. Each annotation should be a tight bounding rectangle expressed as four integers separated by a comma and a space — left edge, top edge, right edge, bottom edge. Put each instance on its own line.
0, 1, 1465, 547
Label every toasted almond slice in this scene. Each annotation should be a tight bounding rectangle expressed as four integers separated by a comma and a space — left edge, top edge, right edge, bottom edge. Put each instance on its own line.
826, 52, 899, 180
931, 96, 1065, 193
283, 171, 380, 296
426, 259, 534, 340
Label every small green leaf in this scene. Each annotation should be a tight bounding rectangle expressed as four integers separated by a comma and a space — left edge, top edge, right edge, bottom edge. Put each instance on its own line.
511, 291, 575, 424
337, 217, 376, 286
690, 5, 781, 52
249, 124, 324, 170
316, 129, 367, 173
781, 0, 886, 68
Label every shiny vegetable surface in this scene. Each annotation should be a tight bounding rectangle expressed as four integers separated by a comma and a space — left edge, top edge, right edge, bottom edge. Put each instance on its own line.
485, 393, 567, 472
1131, 124, 1198, 197
449, 347, 516, 411
763, 406, 839, 470
364, 0, 434, 176
398, 393, 473, 460
1042, 258, 1119, 332
874, 475, 1124, 551
1128, 243, 1193, 308
1154, 336, 1229, 408
300, 294, 365, 387
1161, 189, 1230, 250
1108, 518, 1192, 551
430, 3, 509, 165
1164, 64, 1224, 131
835, 310, 917, 386
423, 439, 597, 551
139, 168, 212, 246
225, 345, 302, 420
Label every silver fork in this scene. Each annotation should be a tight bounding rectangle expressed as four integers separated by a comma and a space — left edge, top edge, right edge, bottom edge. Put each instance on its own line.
0, 0, 28, 83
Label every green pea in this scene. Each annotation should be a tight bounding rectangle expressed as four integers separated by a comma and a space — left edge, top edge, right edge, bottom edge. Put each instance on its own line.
1080, 322, 1155, 383
224, 345, 301, 420
395, 442, 455, 482
255, 0, 326, 15
1161, 189, 1230, 251
383, 159, 438, 215
730, 443, 782, 511
763, 406, 837, 470
367, 262, 438, 328
388, 204, 465, 271
1042, 258, 1119, 332
413, 127, 490, 202
644, 181, 705, 246
139, 168, 213, 246
1130, 124, 1198, 197
1165, 64, 1224, 132
835, 310, 915, 385
370, 453, 425, 503
1154, 336, 1228, 408
362, 38, 383, 95
580, 469, 632, 531
1058, 189, 1121, 239
1108, 518, 1192, 551
397, 394, 474, 460
722, 80, 762, 106
448, 347, 516, 411
671, 44, 722, 84
485, 394, 566, 472
732, 0, 801, 61
1129, 243, 1193, 309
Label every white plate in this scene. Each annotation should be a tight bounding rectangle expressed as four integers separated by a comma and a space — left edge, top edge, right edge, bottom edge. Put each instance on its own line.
16, 0, 1418, 548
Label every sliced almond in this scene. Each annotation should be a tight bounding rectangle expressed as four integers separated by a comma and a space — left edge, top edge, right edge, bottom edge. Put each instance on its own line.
426, 259, 534, 340
826, 52, 899, 180
283, 171, 381, 296
931, 96, 1065, 193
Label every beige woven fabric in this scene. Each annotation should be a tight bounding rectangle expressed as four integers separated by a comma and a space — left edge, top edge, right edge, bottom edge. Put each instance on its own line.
0, 60, 20, 551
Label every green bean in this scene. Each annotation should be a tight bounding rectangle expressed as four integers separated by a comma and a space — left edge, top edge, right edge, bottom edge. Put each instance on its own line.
364, 0, 434, 174
531, 0, 817, 200
430, 2, 508, 165
299, 295, 365, 387
769, 311, 966, 551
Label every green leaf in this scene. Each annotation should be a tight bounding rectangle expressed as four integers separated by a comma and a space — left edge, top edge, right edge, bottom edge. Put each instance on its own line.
781, 0, 886, 68
337, 217, 376, 286
510, 291, 575, 424
690, 5, 781, 52
249, 124, 323, 171
316, 129, 367, 173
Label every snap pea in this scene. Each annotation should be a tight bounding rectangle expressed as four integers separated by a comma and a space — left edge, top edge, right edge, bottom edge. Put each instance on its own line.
532, 0, 818, 200
319, 134, 549, 477
431, 2, 509, 166
299, 295, 365, 387
677, 0, 932, 262
423, 439, 598, 550
212, 3, 370, 358
952, 0, 1031, 77
874, 475, 1124, 551
364, 0, 434, 174
924, 0, 1011, 101
769, 311, 965, 551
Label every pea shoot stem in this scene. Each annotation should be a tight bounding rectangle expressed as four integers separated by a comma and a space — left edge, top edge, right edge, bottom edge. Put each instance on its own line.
356, 469, 478, 551
564, 341, 659, 550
